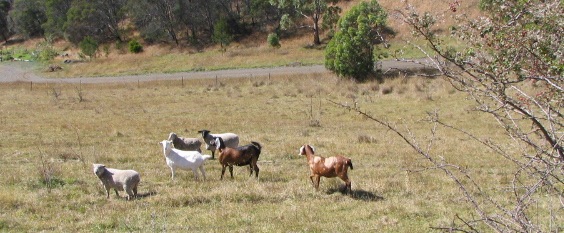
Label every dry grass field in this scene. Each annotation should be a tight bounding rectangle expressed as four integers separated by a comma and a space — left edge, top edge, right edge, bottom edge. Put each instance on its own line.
4, 0, 557, 232
0, 71, 527, 232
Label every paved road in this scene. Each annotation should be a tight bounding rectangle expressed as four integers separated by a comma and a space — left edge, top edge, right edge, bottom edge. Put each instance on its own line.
0, 59, 434, 84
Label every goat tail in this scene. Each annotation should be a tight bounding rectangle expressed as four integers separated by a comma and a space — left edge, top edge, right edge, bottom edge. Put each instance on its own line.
202, 154, 213, 161
347, 159, 353, 170
250, 141, 262, 151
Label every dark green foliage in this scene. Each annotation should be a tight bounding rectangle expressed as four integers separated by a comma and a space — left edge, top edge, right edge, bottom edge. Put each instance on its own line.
212, 17, 232, 48
9, 0, 46, 38
267, 33, 280, 48
0, 0, 12, 41
3, 0, 282, 47
79, 36, 98, 59
128, 39, 143, 53
64, 0, 126, 44
324, 0, 387, 81
43, 0, 72, 39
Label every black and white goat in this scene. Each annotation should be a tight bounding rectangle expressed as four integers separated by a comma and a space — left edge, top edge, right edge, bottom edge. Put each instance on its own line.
198, 129, 239, 159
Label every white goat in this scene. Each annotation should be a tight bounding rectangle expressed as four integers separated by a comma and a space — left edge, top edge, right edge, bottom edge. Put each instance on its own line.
198, 129, 239, 159
92, 164, 140, 200
167, 132, 202, 152
159, 140, 212, 180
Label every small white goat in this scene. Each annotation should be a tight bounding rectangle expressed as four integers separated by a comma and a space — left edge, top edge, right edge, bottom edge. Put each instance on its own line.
159, 140, 213, 180
92, 163, 140, 200
167, 132, 202, 152
198, 129, 239, 159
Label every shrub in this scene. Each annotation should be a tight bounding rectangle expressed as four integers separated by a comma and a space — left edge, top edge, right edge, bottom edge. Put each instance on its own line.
128, 39, 143, 53
267, 33, 281, 48
212, 17, 233, 48
36, 42, 58, 61
79, 36, 98, 60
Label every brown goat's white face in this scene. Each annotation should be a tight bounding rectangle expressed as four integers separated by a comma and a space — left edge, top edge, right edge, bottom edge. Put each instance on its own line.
298, 145, 315, 155
93, 164, 105, 176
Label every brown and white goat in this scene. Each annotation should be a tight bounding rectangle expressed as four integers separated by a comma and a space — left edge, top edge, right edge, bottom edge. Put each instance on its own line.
215, 137, 261, 180
299, 144, 353, 193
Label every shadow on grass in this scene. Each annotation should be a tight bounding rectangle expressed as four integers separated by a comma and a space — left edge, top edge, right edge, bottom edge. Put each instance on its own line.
127, 191, 157, 200
326, 187, 384, 202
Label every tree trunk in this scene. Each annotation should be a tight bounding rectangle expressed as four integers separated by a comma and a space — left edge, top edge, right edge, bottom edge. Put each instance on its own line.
312, 12, 321, 45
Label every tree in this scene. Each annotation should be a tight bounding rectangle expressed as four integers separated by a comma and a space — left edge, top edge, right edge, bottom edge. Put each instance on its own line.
212, 17, 232, 48
128, 0, 183, 45
350, 0, 562, 231
9, 0, 46, 38
0, 0, 13, 42
270, 0, 342, 45
42, 0, 71, 39
64, 0, 126, 44
324, 0, 387, 81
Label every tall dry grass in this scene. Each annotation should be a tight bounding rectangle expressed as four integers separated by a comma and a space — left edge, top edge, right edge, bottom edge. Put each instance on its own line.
0, 71, 530, 232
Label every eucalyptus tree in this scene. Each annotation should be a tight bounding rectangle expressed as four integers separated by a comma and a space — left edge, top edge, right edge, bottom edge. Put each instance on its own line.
64, 0, 127, 44
128, 0, 186, 45
0, 0, 13, 41
270, 0, 341, 45
9, 0, 46, 38
42, 0, 72, 39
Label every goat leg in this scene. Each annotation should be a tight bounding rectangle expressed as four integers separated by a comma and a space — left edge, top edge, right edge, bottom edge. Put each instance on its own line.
221, 165, 227, 180
133, 185, 138, 198
253, 164, 259, 178
339, 175, 352, 194
192, 169, 199, 181
229, 166, 234, 179
310, 175, 321, 191
199, 166, 206, 181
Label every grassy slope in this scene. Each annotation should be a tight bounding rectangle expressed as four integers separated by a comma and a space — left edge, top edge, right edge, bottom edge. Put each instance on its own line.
21, 0, 481, 78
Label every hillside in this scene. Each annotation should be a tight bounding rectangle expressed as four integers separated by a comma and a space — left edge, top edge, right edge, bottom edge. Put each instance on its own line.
1, 0, 481, 78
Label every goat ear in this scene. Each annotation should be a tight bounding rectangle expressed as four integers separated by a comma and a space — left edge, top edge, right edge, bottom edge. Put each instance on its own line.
299, 146, 304, 155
